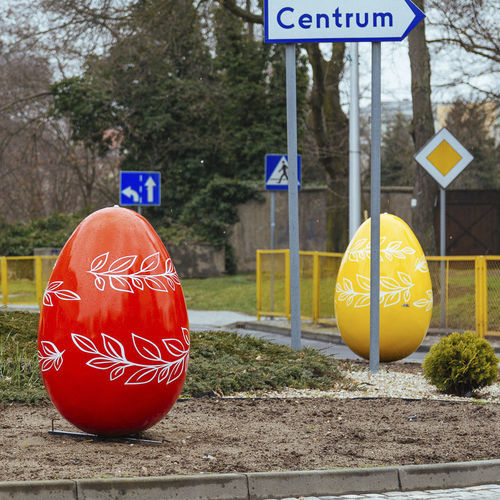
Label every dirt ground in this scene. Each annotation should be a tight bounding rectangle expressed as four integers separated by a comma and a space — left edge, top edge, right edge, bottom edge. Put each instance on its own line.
1, 364, 499, 482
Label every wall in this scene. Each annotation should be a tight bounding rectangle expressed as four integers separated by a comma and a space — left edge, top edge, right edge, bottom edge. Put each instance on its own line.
231, 186, 414, 272
161, 242, 225, 279
34, 245, 225, 279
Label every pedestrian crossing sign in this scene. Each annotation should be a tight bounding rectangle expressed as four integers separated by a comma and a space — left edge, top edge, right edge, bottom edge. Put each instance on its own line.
265, 154, 302, 191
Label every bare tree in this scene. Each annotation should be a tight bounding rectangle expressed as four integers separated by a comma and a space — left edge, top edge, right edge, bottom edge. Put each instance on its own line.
427, 0, 499, 100
0, 44, 118, 222
408, 0, 438, 254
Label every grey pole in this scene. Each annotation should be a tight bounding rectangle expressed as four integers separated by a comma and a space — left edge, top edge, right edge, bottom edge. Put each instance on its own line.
349, 42, 361, 241
270, 191, 276, 251
285, 43, 301, 351
270, 191, 276, 316
369, 42, 382, 373
440, 188, 446, 328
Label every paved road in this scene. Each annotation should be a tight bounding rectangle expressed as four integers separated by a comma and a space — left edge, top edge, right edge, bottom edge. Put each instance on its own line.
264, 483, 500, 499
237, 328, 428, 363
188, 309, 431, 363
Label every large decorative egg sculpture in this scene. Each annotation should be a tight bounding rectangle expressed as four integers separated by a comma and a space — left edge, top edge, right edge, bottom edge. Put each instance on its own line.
334, 214, 432, 362
38, 207, 189, 436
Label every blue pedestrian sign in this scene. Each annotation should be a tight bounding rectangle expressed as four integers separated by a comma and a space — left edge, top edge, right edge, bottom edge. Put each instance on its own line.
120, 171, 161, 206
265, 154, 302, 191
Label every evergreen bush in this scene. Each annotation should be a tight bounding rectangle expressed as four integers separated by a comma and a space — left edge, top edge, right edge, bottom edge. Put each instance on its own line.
0, 213, 82, 256
422, 331, 498, 396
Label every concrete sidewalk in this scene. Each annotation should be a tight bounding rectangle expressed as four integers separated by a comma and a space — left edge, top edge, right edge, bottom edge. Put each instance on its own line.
241, 318, 500, 353
187, 310, 258, 329
1, 460, 499, 499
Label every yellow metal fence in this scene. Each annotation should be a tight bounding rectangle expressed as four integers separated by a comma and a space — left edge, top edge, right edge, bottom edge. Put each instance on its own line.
256, 250, 500, 337
0, 256, 58, 308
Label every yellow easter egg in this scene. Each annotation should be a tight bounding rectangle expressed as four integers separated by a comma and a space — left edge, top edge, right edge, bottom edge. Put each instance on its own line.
334, 214, 433, 362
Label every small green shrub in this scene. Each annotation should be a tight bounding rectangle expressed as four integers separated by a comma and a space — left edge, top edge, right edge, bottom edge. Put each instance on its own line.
183, 330, 342, 397
422, 331, 498, 396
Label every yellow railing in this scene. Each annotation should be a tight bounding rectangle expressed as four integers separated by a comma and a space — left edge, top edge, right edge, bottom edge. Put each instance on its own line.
256, 250, 500, 337
0, 256, 58, 308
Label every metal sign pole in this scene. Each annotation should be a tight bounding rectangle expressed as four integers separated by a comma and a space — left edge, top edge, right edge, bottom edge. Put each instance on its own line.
270, 191, 276, 250
440, 188, 446, 328
270, 191, 276, 316
349, 42, 361, 241
285, 43, 301, 351
369, 42, 382, 373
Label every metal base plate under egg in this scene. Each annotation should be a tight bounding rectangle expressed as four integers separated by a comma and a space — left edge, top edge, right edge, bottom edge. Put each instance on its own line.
49, 419, 162, 444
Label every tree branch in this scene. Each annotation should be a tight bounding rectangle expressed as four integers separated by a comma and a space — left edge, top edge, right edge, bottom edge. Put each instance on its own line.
219, 0, 263, 24
427, 37, 499, 63
0, 92, 52, 113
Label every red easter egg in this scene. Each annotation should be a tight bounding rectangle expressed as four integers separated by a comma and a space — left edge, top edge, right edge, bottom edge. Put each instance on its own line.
38, 207, 189, 436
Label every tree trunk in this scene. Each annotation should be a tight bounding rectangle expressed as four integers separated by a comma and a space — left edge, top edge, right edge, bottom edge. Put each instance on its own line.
408, 0, 438, 254
304, 42, 349, 252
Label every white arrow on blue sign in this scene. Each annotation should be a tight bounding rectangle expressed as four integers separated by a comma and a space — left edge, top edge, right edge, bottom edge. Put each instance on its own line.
265, 154, 302, 191
120, 171, 161, 206
264, 0, 425, 43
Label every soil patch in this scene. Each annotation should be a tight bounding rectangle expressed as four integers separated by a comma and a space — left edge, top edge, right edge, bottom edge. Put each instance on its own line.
1, 395, 499, 481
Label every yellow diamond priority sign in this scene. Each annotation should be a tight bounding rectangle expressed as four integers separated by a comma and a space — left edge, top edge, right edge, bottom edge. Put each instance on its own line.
414, 128, 473, 188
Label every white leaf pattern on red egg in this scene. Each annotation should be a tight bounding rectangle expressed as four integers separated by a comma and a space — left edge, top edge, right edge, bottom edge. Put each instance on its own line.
90, 253, 109, 272
133, 334, 162, 361
139, 253, 160, 273
71, 334, 99, 354
43, 281, 81, 306
162, 338, 186, 357
108, 255, 137, 274
38, 341, 65, 372
70, 331, 190, 387
125, 367, 158, 385
87, 252, 180, 294
87, 358, 120, 370
102, 334, 126, 360
109, 275, 134, 293
95, 276, 106, 291
144, 277, 168, 292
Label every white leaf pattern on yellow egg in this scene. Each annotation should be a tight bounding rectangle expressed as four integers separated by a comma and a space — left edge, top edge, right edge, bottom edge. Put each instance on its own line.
346, 236, 415, 263
336, 273, 415, 308
356, 275, 371, 291
415, 255, 429, 273
413, 290, 433, 311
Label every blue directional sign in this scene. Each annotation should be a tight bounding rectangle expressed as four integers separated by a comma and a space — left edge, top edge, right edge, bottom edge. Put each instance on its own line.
264, 0, 425, 43
265, 154, 302, 191
120, 171, 161, 206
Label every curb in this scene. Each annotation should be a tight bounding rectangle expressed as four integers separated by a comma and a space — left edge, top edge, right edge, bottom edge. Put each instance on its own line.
230, 321, 344, 345
233, 322, 500, 355
1, 460, 499, 499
